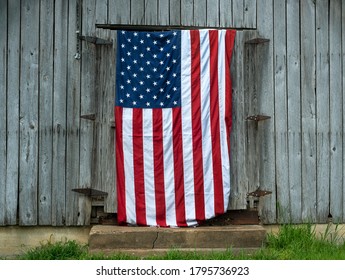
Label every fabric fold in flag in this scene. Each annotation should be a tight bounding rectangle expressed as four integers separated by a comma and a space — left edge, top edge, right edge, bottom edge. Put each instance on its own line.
115, 29, 236, 227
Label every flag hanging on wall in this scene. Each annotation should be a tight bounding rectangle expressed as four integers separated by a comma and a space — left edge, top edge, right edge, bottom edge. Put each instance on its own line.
115, 29, 236, 227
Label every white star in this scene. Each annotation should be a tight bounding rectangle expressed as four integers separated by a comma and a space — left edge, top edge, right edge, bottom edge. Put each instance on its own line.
140, 67, 144, 71
127, 79, 131, 84
146, 74, 151, 79
160, 88, 164, 92
166, 66, 170, 71
153, 54, 157, 58
121, 58, 125, 62
139, 81, 144, 85
166, 39, 170, 44
127, 65, 131, 70
153, 40, 157, 45
173, 101, 177, 105
173, 32, 177, 36
173, 73, 177, 77
166, 53, 170, 57
173, 59, 177, 64
160, 74, 164, 78
146, 88, 151, 93
133, 60, 137, 64
146, 61, 151, 65
166, 80, 170, 85
140, 39, 144, 44
146, 47, 151, 51
127, 51, 131, 56
160, 47, 164, 51
146, 102, 150, 106
153, 81, 157, 86
133, 101, 137, 105
120, 99, 124, 103
139, 95, 144, 99
120, 85, 124, 90
133, 46, 137, 50
153, 95, 157, 100
160, 34, 164, 38
121, 71, 125, 75
126, 93, 130, 97
134, 32, 138, 36
127, 38, 131, 42
146, 33, 151, 38
140, 53, 144, 58
133, 87, 137, 91
160, 61, 164, 65
121, 44, 125, 48
173, 45, 177, 49
133, 73, 137, 77
166, 94, 171, 99
121, 31, 126, 34
153, 68, 157, 72
173, 87, 177, 91
160, 102, 164, 106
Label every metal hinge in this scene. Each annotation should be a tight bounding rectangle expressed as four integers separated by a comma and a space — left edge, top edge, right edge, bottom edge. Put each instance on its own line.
79, 35, 113, 45
246, 115, 271, 122
80, 114, 96, 121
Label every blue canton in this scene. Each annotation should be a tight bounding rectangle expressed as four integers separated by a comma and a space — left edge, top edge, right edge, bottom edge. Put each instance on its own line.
115, 30, 181, 108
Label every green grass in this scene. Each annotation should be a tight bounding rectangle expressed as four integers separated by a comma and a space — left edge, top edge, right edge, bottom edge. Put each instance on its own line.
17, 224, 345, 260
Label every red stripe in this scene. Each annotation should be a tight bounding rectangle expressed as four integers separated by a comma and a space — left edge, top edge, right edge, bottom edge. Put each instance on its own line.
172, 108, 187, 226
225, 30, 236, 154
152, 109, 167, 226
132, 108, 146, 225
190, 30, 205, 222
115, 106, 126, 224
209, 30, 224, 215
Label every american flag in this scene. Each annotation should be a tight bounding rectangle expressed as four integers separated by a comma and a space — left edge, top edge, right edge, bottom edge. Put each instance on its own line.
115, 29, 236, 227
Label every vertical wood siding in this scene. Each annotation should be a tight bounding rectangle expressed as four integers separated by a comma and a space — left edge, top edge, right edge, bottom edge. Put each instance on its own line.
1, 0, 345, 225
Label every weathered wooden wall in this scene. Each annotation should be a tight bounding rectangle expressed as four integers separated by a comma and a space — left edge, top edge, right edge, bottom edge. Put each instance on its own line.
1, 0, 345, 226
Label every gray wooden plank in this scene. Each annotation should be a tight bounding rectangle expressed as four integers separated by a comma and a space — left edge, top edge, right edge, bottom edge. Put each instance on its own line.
145, 0, 158, 25
229, 31, 249, 210
244, 0, 256, 29
79, 0, 97, 225
329, 0, 343, 223
65, 0, 82, 226
244, 31, 259, 196
96, 0, 108, 24
315, 0, 329, 223
274, 0, 289, 223
286, 0, 302, 224
38, 0, 54, 225
181, 0, 194, 26
169, 0, 181, 26
301, 0, 317, 223
19, 0, 40, 225
193, 0, 207, 26
206, 0, 219, 27
256, 0, 276, 224
220, 0, 233, 27
95, 30, 116, 213
232, 0, 244, 28
108, 0, 130, 24
343, 0, 345, 224
0, 0, 7, 226
158, 0, 170, 26
131, 0, 145, 25
52, 0, 68, 226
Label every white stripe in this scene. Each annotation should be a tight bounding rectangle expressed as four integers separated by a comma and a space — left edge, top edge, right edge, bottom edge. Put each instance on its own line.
142, 109, 156, 225
218, 30, 231, 210
181, 30, 196, 225
199, 30, 215, 219
122, 108, 136, 224
162, 109, 177, 226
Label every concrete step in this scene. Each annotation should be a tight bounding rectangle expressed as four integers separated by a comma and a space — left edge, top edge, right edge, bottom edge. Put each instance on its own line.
88, 225, 267, 257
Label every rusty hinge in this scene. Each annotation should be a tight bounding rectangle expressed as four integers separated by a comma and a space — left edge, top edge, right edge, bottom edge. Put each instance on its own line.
245, 38, 270, 45
247, 188, 272, 198
80, 114, 96, 121
72, 188, 108, 197
79, 35, 113, 45
246, 115, 271, 122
